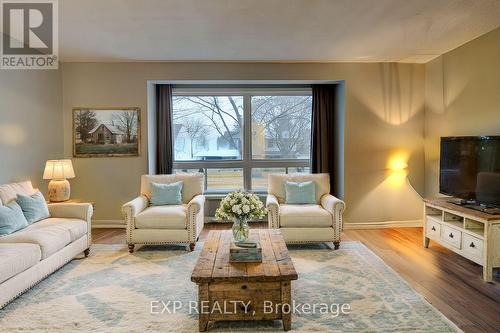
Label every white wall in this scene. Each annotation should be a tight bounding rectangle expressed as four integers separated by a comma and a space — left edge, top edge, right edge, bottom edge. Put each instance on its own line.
0, 69, 62, 192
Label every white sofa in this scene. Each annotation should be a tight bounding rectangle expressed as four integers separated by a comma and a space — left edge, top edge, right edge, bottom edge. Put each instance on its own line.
266, 173, 346, 248
122, 173, 205, 253
0, 181, 93, 309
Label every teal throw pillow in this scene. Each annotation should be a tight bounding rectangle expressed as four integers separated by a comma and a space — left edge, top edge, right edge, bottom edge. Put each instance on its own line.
16, 191, 50, 224
284, 181, 316, 204
150, 181, 183, 206
0, 202, 29, 235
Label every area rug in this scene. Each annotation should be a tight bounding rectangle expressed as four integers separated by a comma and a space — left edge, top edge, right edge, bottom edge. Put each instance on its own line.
0, 241, 461, 332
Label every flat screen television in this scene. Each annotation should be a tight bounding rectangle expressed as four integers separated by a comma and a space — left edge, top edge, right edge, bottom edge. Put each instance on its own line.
440, 136, 500, 208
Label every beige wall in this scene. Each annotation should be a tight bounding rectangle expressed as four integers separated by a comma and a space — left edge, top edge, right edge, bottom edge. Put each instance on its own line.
425, 27, 500, 198
61, 62, 425, 225
4, 26, 499, 226
0, 69, 62, 193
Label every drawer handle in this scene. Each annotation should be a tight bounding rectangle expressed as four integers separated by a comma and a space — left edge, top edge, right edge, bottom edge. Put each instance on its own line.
449, 233, 454, 238
470, 242, 475, 248
431, 226, 436, 231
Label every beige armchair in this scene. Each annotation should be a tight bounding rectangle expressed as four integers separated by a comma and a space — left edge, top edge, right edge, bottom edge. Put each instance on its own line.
122, 173, 205, 253
266, 173, 345, 249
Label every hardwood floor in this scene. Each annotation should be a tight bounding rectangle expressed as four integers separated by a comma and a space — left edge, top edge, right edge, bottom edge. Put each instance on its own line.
92, 225, 500, 333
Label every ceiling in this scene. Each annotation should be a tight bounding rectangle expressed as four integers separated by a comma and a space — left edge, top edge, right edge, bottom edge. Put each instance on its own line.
59, 0, 500, 63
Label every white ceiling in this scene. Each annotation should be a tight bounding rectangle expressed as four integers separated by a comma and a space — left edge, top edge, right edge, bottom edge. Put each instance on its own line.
59, 0, 500, 63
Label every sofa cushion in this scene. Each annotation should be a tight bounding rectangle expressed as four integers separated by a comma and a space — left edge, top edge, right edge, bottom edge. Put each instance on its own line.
279, 204, 332, 228
0, 181, 35, 205
150, 181, 183, 206
141, 173, 203, 204
0, 202, 29, 235
284, 181, 316, 204
268, 173, 330, 204
135, 205, 187, 229
16, 191, 50, 224
0, 223, 72, 259
0, 243, 41, 284
26, 218, 87, 242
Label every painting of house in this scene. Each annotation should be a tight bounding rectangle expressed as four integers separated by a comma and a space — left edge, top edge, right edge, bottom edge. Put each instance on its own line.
89, 124, 127, 144
73, 108, 140, 157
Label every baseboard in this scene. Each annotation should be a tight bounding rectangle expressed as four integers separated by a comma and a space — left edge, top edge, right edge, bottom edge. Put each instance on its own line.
344, 220, 423, 229
92, 220, 126, 229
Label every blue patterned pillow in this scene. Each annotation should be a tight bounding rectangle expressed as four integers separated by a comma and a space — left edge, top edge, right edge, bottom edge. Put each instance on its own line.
284, 181, 316, 204
0, 202, 29, 235
16, 191, 50, 224
150, 181, 183, 206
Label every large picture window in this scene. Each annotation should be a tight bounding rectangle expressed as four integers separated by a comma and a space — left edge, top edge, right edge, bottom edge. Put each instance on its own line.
172, 87, 312, 193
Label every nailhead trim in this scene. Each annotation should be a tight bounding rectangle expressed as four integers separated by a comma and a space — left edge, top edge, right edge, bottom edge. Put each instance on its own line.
1, 244, 91, 309
127, 241, 193, 246
1, 259, 73, 309
285, 240, 341, 245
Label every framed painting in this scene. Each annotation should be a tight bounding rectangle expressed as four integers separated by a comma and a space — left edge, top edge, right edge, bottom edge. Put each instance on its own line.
73, 107, 140, 157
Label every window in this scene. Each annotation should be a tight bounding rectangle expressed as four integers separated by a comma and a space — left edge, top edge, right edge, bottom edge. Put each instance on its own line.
251, 96, 312, 159
172, 87, 311, 193
172, 96, 243, 161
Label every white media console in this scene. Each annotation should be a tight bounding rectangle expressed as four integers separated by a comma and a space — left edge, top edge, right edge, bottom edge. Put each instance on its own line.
424, 198, 500, 282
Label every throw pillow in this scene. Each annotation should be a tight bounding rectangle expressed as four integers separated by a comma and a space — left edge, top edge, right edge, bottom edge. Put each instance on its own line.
284, 181, 316, 204
150, 181, 183, 206
0, 202, 29, 235
16, 191, 50, 224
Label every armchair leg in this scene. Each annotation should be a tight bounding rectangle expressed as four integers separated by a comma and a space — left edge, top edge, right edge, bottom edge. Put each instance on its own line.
128, 244, 135, 253
333, 241, 340, 250
84, 248, 90, 257
189, 243, 195, 251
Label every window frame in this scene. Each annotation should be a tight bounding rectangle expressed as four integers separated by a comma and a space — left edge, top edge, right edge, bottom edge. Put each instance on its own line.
171, 87, 312, 193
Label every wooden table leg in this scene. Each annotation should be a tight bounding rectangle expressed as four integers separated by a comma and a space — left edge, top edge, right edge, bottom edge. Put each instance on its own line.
281, 281, 291, 331
483, 265, 493, 282
199, 283, 209, 332
482, 224, 494, 282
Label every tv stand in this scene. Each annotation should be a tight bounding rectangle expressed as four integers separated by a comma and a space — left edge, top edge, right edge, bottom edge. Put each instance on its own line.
447, 199, 500, 215
424, 198, 500, 282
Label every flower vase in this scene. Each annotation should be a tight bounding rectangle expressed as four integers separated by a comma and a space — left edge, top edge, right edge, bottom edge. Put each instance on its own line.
232, 218, 250, 242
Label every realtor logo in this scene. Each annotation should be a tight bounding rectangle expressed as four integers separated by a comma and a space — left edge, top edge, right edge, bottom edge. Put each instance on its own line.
1, 0, 58, 69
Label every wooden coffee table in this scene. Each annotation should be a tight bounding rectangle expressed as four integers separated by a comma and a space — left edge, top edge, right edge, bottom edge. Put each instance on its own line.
191, 229, 298, 331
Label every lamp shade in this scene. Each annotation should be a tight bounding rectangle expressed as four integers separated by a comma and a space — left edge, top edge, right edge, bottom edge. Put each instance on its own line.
43, 160, 75, 180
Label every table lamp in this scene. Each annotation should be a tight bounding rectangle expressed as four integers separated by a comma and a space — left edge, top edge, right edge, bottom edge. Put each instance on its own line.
43, 159, 75, 202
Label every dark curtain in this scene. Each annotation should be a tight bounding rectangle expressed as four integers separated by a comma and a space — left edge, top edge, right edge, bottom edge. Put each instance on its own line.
311, 84, 336, 195
156, 84, 173, 174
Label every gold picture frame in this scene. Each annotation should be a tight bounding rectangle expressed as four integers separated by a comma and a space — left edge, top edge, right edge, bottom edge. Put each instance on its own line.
72, 107, 141, 158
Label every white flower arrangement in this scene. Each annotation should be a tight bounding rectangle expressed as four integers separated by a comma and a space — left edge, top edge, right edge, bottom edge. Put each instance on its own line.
215, 190, 267, 221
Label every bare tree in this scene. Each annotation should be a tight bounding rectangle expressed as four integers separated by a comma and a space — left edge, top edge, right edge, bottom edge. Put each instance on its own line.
251, 96, 311, 158
75, 110, 98, 142
172, 95, 311, 158
181, 118, 209, 158
173, 96, 243, 152
112, 111, 137, 143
